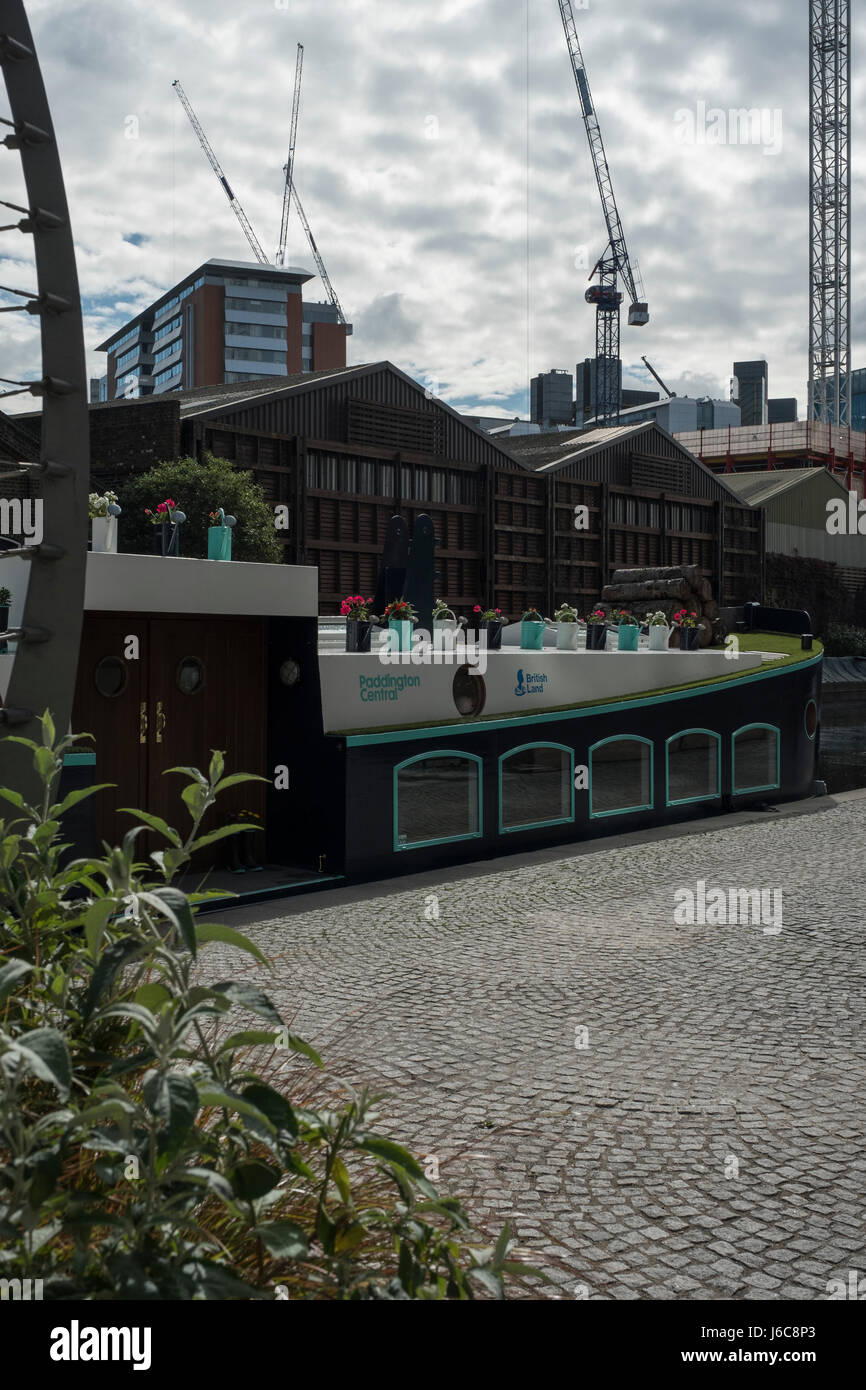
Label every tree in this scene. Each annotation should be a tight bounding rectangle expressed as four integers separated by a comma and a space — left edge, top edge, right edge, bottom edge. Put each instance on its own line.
118, 452, 282, 564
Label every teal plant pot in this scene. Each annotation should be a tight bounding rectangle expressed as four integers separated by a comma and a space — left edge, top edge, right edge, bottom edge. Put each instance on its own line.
617, 625, 639, 651
521, 620, 545, 650
208, 525, 232, 562
388, 618, 413, 652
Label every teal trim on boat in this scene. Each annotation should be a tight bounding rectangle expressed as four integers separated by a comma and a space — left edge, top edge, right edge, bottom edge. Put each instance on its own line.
62, 752, 96, 767
341, 651, 823, 748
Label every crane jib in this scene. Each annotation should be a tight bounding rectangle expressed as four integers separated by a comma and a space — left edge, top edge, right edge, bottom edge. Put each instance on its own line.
220, 176, 233, 199
576, 69, 593, 118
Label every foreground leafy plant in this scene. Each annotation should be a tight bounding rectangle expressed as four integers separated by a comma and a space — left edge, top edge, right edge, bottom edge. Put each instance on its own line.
0, 715, 539, 1299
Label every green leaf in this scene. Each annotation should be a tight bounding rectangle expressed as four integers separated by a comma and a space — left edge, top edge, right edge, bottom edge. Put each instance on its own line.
468, 1266, 504, 1299
195, 925, 267, 966
146, 886, 197, 956
117, 808, 183, 848
34, 745, 59, 783
217, 1030, 279, 1056
164, 765, 209, 787
134, 982, 172, 1013
213, 772, 269, 792
84, 897, 116, 958
229, 1159, 281, 1201
0, 958, 32, 1004
184, 824, 254, 855
493, 1220, 511, 1270
83, 938, 146, 1019
254, 1220, 308, 1260
173, 1168, 235, 1204
181, 782, 210, 821
0, 787, 26, 810
197, 1084, 277, 1132
40, 710, 56, 748
208, 749, 225, 786
142, 1070, 198, 1144
355, 1136, 424, 1179
331, 1156, 352, 1205
52, 783, 115, 817
13, 1028, 71, 1098
207, 979, 281, 1027
240, 1083, 298, 1138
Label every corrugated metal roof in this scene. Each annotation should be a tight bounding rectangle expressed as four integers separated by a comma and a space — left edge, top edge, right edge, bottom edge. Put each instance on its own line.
823, 656, 866, 683
178, 366, 363, 417
724, 468, 849, 507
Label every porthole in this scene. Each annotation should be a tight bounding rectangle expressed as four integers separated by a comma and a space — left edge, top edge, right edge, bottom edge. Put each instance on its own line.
94, 656, 128, 699
804, 699, 818, 740
176, 656, 205, 695
279, 658, 301, 688
452, 664, 486, 717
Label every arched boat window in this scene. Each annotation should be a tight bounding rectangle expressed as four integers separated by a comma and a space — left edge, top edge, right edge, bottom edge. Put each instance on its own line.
589, 736, 653, 819
732, 724, 780, 794
499, 743, 574, 833
665, 729, 721, 806
393, 751, 483, 851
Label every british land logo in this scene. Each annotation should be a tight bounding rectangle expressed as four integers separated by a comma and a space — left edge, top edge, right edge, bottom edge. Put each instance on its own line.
514, 668, 548, 698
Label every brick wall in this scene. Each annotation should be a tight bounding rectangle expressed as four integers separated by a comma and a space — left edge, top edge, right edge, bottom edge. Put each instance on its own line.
88, 398, 182, 484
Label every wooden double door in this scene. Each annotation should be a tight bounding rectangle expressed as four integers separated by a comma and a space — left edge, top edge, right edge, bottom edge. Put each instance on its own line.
72, 614, 267, 858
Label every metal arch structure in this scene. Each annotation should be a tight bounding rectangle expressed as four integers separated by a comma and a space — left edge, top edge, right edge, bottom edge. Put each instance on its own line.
558, 0, 648, 426
276, 41, 304, 268
0, 0, 89, 799
808, 0, 850, 427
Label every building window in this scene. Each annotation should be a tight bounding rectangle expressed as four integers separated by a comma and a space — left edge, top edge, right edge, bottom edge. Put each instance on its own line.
153, 363, 182, 386
115, 347, 140, 371
225, 347, 287, 364
665, 729, 721, 806
394, 752, 482, 851
225, 296, 287, 315
225, 371, 269, 382
499, 743, 574, 833
589, 736, 653, 818
732, 724, 780, 794
107, 326, 139, 353
224, 321, 286, 340
153, 341, 182, 365
153, 315, 182, 343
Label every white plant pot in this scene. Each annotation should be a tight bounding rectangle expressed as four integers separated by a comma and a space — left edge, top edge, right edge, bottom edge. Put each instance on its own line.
556, 622, 579, 651
433, 618, 458, 651
648, 624, 671, 652
90, 515, 117, 553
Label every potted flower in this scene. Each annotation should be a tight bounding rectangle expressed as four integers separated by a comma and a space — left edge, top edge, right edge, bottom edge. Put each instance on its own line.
647, 609, 671, 652
433, 598, 459, 651
207, 507, 237, 562
383, 597, 417, 652
612, 607, 640, 652
585, 607, 608, 651
520, 606, 547, 651
554, 602, 580, 651
341, 594, 377, 652
145, 498, 185, 556
88, 490, 121, 553
673, 607, 701, 651
0, 585, 10, 654
473, 604, 505, 650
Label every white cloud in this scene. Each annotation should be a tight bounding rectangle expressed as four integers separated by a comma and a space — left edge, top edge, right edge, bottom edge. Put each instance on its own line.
1, 0, 863, 417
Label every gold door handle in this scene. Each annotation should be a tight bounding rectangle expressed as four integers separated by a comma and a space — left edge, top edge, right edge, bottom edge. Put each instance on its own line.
155, 700, 166, 744
139, 702, 148, 744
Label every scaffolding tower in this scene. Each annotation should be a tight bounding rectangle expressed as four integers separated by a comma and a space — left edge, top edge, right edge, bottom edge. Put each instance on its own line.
808, 0, 851, 426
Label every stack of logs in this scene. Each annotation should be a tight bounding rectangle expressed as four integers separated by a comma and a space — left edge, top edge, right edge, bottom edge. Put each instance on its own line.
600, 565, 726, 647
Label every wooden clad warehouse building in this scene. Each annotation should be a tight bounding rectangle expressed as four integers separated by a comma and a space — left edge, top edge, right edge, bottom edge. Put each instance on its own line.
86, 361, 763, 614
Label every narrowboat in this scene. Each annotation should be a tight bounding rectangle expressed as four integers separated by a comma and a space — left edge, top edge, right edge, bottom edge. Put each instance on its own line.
5, 533, 821, 903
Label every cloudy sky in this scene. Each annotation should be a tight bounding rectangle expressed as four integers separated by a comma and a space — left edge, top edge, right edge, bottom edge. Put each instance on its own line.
3, 0, 865, 418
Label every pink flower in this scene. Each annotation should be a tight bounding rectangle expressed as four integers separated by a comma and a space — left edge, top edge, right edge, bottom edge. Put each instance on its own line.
473, 605, 481, 613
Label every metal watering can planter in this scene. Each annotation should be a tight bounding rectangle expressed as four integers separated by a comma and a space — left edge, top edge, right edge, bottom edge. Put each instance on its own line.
388, 618, 414, 652
648, 624, 671, 652
433, 607, 459, 652
521, 619, 546, 651
207, 509, 237, 561
152, 512, 186, 556
556, 621, 579, 651
617, 624, 639, 652
91, 503, 121, 554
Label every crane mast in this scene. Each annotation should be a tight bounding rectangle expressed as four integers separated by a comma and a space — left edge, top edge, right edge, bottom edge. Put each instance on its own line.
276, 42, 304, 267
558, 1, 648, 425
290, 184, 347, 325
171, 80, 268, 266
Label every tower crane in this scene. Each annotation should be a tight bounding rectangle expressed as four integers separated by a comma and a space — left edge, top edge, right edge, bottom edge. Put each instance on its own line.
641, 355, 673, 398
557, 1, 648, 426
171, 80, 268, 266
276, 42, 304, 267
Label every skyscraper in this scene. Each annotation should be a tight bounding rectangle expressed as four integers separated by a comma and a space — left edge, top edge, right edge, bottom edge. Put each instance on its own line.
530, 369, 574, 427
733, 360, 768, 426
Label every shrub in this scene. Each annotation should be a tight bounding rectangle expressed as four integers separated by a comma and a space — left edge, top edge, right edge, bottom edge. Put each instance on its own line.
0, 716, 538, 1299
118, 453, 282, 564
822, 622, 866, 657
